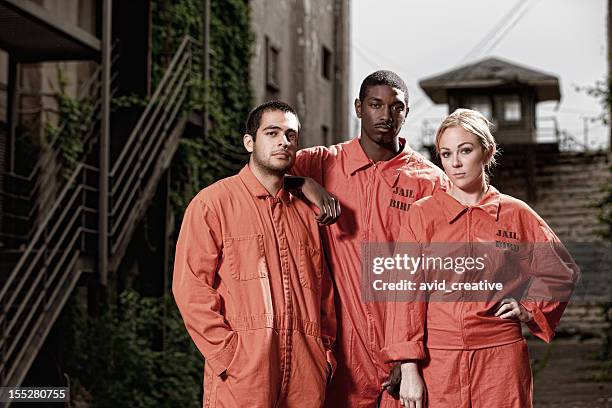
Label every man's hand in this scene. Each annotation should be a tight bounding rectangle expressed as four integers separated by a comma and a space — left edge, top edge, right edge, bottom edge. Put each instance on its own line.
495, 297, 533, 323
398, 362, 425, 408
301, 177, 341, 225
382, 362, 425, 408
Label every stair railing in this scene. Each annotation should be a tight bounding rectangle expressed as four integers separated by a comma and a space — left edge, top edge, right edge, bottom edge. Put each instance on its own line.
0, 46, 119, 246
108, 36, 196, 270
0, 35, 198, 388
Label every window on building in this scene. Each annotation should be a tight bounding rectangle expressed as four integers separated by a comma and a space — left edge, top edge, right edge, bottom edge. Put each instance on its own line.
322, 124, 330, 145
465, 95, 492, 120
266, 36, 280, 92
322, 46, 332, 81
501, 94, 522, 122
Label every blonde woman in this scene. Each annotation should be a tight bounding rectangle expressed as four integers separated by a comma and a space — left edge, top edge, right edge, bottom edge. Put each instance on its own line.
385, 109, 578, 407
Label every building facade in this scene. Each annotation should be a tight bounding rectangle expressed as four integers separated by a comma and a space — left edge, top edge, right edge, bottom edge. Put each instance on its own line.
250, 0, 350, 147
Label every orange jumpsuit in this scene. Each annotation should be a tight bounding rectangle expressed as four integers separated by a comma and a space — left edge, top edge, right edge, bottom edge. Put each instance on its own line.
173, 165, 337, 408
386, 186, 579, 408
292, 137, 447, 407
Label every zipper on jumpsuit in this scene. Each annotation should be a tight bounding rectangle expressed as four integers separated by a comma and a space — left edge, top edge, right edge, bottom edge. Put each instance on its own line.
459, 207, 473, 406
460, 207, 472, 348
268, 197, 293, 406
364, 164, 378, 387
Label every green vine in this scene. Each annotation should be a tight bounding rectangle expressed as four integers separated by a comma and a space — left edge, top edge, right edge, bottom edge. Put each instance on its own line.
46, 70, 94, 179
47, 75, 149, 180
152, 0, 254, 211
64, 290, 202, 408
575, 78, 612, 126
111, 93, 148, 111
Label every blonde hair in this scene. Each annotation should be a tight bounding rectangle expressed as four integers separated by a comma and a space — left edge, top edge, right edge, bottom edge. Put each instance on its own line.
435, 108, 498, 171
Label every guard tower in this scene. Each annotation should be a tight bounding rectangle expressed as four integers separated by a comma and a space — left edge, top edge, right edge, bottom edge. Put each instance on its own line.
420, 57, 561, 145
418, 59, 612, 341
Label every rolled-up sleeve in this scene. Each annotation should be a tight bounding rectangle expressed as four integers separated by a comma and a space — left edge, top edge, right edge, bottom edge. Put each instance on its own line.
381, 213, 426, 363
520, 221, 580, 343
291, 146, 330, 184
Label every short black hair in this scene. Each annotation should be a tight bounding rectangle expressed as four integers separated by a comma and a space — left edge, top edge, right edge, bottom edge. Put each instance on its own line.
245, 100, 300, 139
359, 70, 409, 107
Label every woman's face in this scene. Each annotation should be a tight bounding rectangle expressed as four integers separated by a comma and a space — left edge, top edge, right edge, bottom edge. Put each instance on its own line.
438, 126, 487, 192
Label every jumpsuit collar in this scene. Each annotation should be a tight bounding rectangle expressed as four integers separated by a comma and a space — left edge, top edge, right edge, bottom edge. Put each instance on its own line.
435, 185, 501, 223
345, 136, 415, 188
238, 164, 292, 204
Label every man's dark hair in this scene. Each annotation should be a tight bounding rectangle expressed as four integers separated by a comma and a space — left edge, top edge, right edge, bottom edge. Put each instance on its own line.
359, 70, 409, 107
245, 100, 300, 139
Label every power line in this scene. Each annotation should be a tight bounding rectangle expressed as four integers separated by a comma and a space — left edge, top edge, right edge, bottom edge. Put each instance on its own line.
353, 44, 431, 115
460, 0, 528, 63
411, 2, 532, 117
355, 0, 540, 121
412, 0, 540, 118
353, 45, 382, 71
482, 0, 542, 56
353, 43, 419, 79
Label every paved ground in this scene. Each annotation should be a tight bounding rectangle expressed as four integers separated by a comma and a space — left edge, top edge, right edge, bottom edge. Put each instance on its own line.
531, 338, 612, 407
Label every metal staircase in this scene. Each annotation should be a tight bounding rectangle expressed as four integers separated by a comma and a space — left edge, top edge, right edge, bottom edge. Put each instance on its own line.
0, 35, 198, 388
108, 36, 194, 272
0, 62, 112, 249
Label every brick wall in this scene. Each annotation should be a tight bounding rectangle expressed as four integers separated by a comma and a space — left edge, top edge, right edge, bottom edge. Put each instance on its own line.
493, 145, 611, 336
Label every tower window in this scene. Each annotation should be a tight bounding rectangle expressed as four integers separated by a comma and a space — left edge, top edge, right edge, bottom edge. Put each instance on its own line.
501, 95, 521, 122
465, 95, 492, 120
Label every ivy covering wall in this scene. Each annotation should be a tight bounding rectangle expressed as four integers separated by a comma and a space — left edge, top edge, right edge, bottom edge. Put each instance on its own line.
152, 0, 254, 210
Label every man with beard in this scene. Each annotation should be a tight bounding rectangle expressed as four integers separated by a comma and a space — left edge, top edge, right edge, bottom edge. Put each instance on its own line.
173, 101, 336, 407
291, 71, 447, 407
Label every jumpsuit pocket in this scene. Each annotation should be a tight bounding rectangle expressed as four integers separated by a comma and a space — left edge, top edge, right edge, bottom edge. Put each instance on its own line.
298, 242, 322, 292
224, 332, 241, 377
224, 234, 268, 281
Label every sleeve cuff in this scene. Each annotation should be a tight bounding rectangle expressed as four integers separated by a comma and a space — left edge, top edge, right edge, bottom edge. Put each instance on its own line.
521, 302, 555, 343
206, 331, 239, 376
379, 341, 426, 364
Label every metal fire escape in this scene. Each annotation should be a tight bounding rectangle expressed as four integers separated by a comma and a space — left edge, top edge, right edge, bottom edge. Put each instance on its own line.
0, 0, 198, 390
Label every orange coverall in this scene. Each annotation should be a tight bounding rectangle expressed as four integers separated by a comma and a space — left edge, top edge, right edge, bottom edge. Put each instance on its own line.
386, 186, 579, 408
173, 165, 337, 408
292, 137, 447, 407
